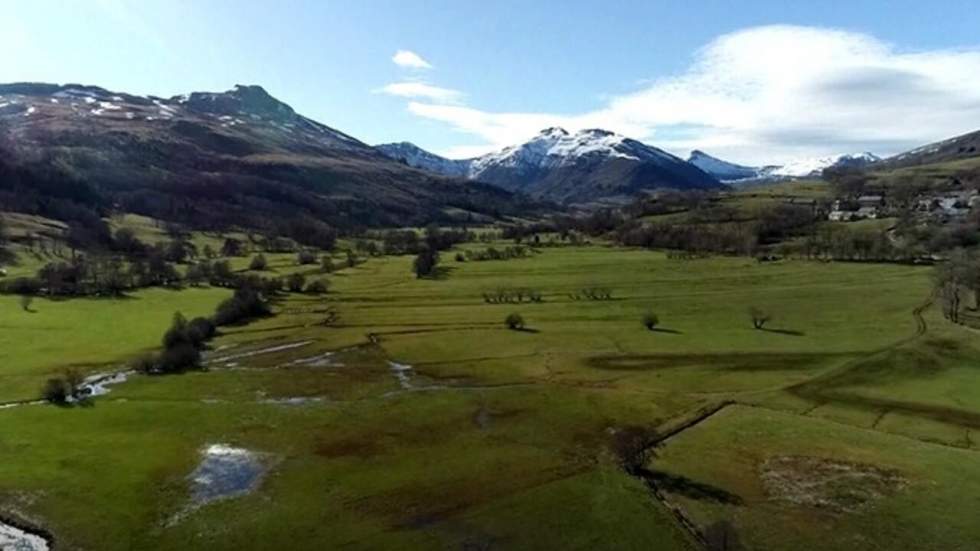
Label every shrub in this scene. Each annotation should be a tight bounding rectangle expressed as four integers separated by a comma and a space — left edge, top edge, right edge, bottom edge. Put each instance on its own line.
455, 252, 466, 262
642, 312, 659, 330
320, 256, 334, 273
305, 279, 329, 294
297, 250, 317, 265
186, 317, 217, 345
505, 313, 525, 330
42, 377, 71, 404
132, 355, 157, 374
287, 273, 307, 293
213, 287, 270, 326
249, 254, 268, 271
1, 277, 41, 295
156, 342, 201, 374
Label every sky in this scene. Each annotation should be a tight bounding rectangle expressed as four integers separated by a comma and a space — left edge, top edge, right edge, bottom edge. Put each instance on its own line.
4, 0, 980, 164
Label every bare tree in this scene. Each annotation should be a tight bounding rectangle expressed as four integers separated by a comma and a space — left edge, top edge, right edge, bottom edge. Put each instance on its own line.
935, 250, 978, 324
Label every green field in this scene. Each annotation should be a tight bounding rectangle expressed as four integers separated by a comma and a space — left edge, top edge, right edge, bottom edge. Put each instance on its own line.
4, 241, 980, 550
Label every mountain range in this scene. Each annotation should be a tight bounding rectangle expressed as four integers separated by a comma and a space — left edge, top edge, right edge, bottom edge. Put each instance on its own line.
0, 83, 523, 239
2, 80, 979, 238
687, 150, 882, 183
379, 128, 722, 203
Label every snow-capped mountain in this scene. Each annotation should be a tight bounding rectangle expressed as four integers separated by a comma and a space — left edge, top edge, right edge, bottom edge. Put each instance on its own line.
377, 128, 721, 203
375, 142, 470, 177
688, 150, 881, 183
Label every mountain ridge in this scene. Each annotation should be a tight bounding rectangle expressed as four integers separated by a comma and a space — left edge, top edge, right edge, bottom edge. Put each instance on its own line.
377, 128, 722, 203
0, 82, 528, 242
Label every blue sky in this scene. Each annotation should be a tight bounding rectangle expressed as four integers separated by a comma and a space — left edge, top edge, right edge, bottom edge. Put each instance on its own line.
5, 0, 980, 163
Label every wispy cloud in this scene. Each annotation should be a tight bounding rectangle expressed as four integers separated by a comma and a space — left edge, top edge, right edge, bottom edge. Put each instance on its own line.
396, 25, 980, 163
392, 50, 433, 70
377, 82, 462, 103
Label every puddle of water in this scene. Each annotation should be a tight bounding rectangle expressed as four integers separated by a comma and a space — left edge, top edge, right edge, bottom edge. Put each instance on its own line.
76, 371, 131, 399
0, 401, 45, 410
0, 521, 49, 551
388, 361, 414, 389
206, 341, 313, 365
284, 352, 338, 368
259, 396, 326, 406
189, 444, 267, 505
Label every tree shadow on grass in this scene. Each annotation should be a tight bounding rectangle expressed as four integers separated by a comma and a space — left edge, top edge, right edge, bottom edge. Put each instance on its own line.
511, 327, 540, 334
650, 327, 682, 334
427, 266, 457, 280
761, 327, 806, 337
640, 468, 744, 505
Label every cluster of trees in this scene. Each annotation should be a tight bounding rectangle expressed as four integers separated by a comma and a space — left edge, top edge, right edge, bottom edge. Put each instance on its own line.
934, 250, 979, 324
381, 226, 472, 256
481, 288, 544, 304
464, 246, 532, 262
134, 313, 218, 375
614, 220, 759, 256
2, 221, 333, 297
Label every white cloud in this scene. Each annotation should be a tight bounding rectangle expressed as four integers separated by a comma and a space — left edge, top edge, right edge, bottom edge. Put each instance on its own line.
392, 50, 433, 69
398, 25, 980, 163
378, 82, 462, 103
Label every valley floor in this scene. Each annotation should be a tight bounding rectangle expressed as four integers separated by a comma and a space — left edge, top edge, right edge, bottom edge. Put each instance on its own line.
1, 244, 978, 550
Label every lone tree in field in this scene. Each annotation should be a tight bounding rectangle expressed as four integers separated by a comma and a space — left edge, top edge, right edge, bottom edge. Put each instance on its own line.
249, 254, 268, 271
19, 295, 34, 312
505, 313, 525, 331
320, 256, 335, 273
642, 312, 659, 331
413, 247, 440, 278
749, 307, 771, 330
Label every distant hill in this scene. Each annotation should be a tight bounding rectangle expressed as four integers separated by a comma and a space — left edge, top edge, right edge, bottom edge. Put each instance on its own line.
378, 128, 722, 203
876, 129, 980, 170
0, 82, 527, 243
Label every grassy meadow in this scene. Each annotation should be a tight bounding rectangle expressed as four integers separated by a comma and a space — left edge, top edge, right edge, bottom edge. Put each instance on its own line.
4, 235, 980, 550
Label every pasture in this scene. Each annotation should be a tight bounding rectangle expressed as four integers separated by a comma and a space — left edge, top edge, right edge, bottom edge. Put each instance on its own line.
3, 241, 978, 550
